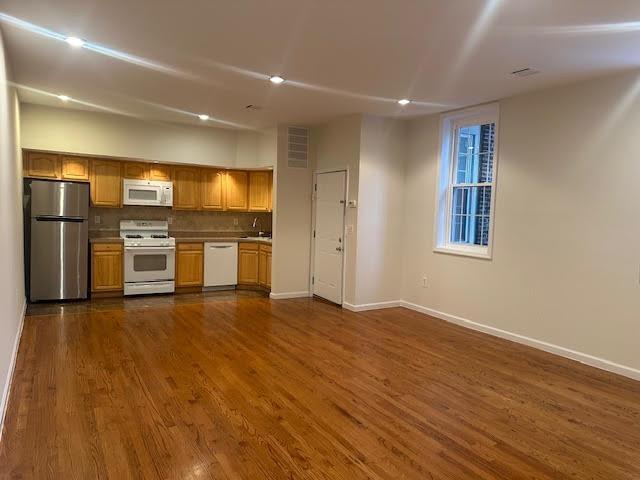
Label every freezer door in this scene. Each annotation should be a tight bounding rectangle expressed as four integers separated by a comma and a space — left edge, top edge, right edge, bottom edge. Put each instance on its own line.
30, 218, 88, 301
30, 180, 89, 219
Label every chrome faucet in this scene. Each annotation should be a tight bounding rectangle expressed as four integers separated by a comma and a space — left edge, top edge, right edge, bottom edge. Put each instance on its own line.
252, 217, 264, 236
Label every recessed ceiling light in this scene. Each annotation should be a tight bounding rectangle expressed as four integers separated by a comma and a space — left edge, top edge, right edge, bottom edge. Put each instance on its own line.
269, 75, 285, 85
57, 94, 70, 102
198, 114, 209, 121
397, 99, 411, 106
65, 36, 85, 48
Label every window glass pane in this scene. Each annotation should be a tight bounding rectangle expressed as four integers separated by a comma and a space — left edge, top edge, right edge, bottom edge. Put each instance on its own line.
454, 123, 495, 184
450, 186, 492, 246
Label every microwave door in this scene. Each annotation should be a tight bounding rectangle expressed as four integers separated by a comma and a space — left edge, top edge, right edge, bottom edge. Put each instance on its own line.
125, 185, 161, 205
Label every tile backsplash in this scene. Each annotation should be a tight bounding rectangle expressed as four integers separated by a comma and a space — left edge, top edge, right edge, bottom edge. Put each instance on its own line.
89, 206, 272, 235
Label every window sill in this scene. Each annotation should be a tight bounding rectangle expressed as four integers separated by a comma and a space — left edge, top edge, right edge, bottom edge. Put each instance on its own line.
433, 246, 492, 260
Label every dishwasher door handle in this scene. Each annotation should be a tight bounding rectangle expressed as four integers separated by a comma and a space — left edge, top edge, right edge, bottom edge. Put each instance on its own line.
210, 245, 232, 248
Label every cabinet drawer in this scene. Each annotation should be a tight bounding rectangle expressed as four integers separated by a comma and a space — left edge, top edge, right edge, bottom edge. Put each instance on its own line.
177, 242, 204, 251
239, 242, 259, 251
92, 243, 123, 252
259, 244, 272, 253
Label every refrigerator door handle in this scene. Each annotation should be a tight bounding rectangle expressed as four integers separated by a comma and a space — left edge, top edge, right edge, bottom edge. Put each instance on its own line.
35, 215, 85, 222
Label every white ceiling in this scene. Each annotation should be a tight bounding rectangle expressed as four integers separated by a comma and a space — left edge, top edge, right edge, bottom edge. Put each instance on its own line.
2, 0, 640, 130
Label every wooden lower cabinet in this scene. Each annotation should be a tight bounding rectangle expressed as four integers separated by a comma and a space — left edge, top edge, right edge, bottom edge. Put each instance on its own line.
176, 243, 204, 287
238, 243, 259, 285
239, 242, 271, 289
91, 243, 123, 294
258, 244, 272, 288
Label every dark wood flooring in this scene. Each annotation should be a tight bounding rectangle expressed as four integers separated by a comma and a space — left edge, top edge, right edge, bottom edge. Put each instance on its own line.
1, 294, 638, 479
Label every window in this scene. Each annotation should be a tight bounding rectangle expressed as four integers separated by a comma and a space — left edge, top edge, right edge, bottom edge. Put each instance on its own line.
434, 104, 499, 258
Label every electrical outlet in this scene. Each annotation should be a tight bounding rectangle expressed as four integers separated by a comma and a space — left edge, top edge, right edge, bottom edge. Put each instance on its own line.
422, 276, 428, 288
233, 218, 239, 226
167, 216, 173, 225
94, 215, 100, 225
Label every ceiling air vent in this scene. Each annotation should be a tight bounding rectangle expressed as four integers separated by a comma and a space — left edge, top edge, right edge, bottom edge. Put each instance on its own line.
511, 67, 540, 77
287, 126, 308, 168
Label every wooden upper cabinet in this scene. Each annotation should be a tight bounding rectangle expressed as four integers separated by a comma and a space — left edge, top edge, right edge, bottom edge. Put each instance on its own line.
24, 152, 61, 179
226, 170, 249, 211
61, 156, 90, 181
173, 166, 200, 210
91, 159, 122, 208
176, 243, 204, 287
200, 169, 225, 210
249, 171, 272, 212
149, 163, 172, 181
123, 162, 149, 180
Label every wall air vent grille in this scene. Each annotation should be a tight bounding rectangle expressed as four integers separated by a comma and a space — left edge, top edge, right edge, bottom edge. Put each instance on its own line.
287, 126, 309, 168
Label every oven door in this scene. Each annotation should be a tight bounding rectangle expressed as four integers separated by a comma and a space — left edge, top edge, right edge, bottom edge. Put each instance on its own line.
124, 246, 175, 283
123, 183, 164, 206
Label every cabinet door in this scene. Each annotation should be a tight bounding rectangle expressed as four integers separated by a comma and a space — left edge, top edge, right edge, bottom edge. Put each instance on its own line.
266, 249, 272, 288
173, 166, 200, 210
61, 156, 90, 181
249, 171, 271, 212
123, 162, 149, 180
226, 170, 249, 211
268, 171, 273, 212
238, 243, 259, 284
91, 159, 122, 207
201, 169, 226, 210
24, 152, 61, 179
176, 243, 204, 287
259, 244, 272, 288
91, 244, 123, 292
258, 248, 267, 286
149, 163, 172, 181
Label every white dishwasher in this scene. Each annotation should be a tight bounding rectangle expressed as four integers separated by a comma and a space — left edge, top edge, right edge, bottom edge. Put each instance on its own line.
204, 242, 238, 288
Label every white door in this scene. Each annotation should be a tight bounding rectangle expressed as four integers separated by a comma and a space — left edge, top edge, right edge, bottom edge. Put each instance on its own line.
313, 171, 346, 304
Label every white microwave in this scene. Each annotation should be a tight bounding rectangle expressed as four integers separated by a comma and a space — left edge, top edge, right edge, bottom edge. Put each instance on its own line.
123, 179, 173, 207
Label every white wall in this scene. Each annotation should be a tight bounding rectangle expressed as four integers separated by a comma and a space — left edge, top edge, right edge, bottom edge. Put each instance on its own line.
403, 71, 640, 373
0, 29, 25, 435
356, 116, 405, 305
311, 115, 361, 304
271, 125, 313, 296
20, 103, 274, 168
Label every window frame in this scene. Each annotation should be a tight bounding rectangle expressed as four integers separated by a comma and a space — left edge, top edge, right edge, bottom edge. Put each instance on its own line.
433, 103, 500, 259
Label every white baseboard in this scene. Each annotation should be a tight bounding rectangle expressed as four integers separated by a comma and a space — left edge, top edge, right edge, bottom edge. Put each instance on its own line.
269, 291, 311, 300
400, 300, 640, 382
0, 299, 27, 443
342, 300, 402, 312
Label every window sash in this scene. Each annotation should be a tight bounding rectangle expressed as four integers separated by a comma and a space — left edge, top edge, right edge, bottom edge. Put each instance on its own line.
441, 115, 497, 255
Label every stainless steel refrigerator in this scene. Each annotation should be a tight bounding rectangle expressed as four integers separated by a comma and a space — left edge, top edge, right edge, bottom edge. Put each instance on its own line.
24, 179, 89, 301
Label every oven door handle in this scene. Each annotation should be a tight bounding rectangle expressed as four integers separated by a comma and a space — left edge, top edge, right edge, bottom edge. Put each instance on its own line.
125, 246, 175, 251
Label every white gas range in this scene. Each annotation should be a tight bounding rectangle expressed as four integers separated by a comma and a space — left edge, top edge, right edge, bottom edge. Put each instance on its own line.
120, 220, 175, 296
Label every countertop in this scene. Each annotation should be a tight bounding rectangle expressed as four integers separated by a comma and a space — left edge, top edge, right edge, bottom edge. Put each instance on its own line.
89, 231, 272, 245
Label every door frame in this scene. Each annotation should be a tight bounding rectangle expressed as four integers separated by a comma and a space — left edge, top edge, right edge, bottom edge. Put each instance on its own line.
310, 168, 349, 305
